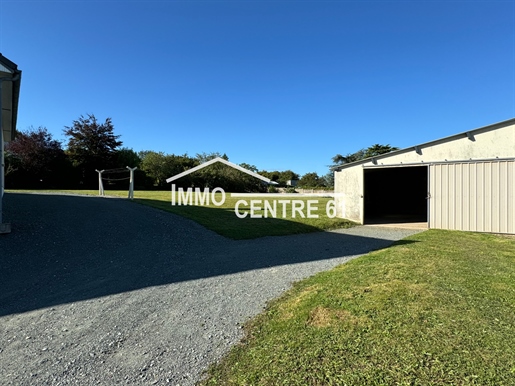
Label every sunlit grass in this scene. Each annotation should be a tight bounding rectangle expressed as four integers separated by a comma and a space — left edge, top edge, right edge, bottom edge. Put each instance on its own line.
201, 230, 515, 385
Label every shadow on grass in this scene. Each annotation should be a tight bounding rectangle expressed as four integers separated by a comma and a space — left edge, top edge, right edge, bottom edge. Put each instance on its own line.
133, 198, 355, 239
0, 193, 418, 316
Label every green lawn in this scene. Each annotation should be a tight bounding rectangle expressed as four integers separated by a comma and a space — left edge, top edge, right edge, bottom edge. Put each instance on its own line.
6, 189, 356, 239
201, 230, 515, 385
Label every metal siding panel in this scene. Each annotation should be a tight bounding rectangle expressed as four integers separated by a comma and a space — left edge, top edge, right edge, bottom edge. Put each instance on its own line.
436, 164, 444, 229
441, 164, 449, 229
430, 160, 515, 234
499, 162, 507, 233
429, 165, 436, 228
439, 164, 444, 229
492, 162, 500, 233
430, 164, 435, 228
469, 163, 477, 231
482, 162, 492, 232
437, 164, 444, 229
456, 163, 463, 230
476, 163, 484, 232
509, 162, 515, 233
505, 161, 511, 233
462, 163, 470, 231
458, 164, 469, 229
429, 164, 435, 228
435, 165, 443, 229
448, 164, 455, 229
505, 161, 514, 234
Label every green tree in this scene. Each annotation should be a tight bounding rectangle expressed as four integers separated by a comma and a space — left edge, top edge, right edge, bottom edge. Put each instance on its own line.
192, 152, 231, 189
297, 172, 324, 188
331, 144, 398, 168
116, 147, 141, 168
258, 170, 280, 183
363, 144, 399, 158
239, 163, 258, 173
64, 114, 122, 186
323, 171, 334, 188
139, 151, 197, 188
195, 152, 228, 163
258, 170, 300, 186
139, 151, 171, 187
278, 170, 300, 186
183, 153, 265, 192
331, 149, 365, 166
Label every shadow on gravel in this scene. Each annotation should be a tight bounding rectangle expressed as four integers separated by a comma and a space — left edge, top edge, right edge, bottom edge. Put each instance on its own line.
0, 193, 418, 316
133, 198, 353, 239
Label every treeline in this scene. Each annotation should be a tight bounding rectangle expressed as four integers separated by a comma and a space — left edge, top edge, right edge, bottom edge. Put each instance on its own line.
5, 114, 334, 192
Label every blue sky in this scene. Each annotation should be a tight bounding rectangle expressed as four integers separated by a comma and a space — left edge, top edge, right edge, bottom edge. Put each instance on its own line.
1, 1, 514, 176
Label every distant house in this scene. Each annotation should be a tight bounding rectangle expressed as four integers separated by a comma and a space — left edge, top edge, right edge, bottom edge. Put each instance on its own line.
286, 179, 298, 187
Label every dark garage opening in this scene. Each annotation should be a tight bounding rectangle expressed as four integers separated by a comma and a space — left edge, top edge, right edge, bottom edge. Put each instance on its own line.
364, 166, 428, 224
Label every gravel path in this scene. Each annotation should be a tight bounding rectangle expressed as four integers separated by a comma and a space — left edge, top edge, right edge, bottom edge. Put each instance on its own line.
0, 193, 424, 385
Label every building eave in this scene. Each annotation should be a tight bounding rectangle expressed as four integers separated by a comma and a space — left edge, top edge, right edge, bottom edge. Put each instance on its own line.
0, 53, 22, 142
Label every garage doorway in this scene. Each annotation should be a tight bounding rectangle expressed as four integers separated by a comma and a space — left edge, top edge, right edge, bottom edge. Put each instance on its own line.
364, 166, 428, 225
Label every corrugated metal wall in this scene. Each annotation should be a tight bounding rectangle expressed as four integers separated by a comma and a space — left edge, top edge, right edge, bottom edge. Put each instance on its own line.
430, 160, 515, 233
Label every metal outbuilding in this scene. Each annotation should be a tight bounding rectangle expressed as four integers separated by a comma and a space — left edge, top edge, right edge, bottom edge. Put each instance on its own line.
334, 118, 515, 234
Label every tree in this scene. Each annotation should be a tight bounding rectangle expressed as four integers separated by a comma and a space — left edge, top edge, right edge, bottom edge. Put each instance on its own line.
239, 163, 258, 173
5, 126, 69, 188
259, 170, 278, 182
139, 151, 197, 188
323, 171, 334, 188
188, 153, 265, 192
64, 114, 122, 186
116, 148, 141, 168
195, 152, 228, 163
331, 144, 398, 168
258, 170, 300, 186
192, 152, 230, 189
331, 149, 365, 166
297, 172, 324, 188
139, 151, 172, 187
363, 144, 399, 158
277, 170, 300, 186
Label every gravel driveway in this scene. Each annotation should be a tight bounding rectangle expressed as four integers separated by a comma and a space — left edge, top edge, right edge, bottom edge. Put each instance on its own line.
0, 193, 423, 385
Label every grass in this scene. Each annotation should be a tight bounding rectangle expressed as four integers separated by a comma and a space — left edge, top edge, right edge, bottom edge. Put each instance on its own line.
6, 189, 356, 239
201, 230, 515, 385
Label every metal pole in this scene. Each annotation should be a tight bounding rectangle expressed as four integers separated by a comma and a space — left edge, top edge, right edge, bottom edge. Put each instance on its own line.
0, 80, 10, 234
95, 169, 105, 197
127, 166, 137, 200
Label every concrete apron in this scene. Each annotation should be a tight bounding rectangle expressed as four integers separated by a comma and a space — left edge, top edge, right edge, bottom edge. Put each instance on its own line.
364, 222, 429, 230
